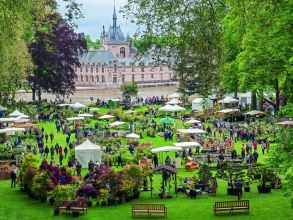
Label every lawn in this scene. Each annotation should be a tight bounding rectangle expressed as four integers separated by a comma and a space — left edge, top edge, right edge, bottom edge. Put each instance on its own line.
0, 107, 290, 220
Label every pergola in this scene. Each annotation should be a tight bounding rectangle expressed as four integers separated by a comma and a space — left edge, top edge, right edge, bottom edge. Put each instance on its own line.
151, 165, 177, 198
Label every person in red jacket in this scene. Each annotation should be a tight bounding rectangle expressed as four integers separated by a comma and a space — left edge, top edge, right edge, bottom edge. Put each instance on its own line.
58, 146, 63, 155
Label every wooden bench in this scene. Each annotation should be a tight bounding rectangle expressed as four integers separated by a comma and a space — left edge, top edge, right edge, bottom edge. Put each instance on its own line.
57, 199, 88, 216
213, 200, 249, 215
132, 204, 167, 218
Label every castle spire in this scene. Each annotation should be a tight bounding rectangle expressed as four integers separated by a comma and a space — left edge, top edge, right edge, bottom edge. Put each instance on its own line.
113, 2, 117, 28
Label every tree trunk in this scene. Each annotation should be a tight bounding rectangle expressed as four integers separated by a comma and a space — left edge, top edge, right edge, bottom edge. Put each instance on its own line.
275, 79, 280, 112
251, 91, 257, 110
37, 87, 42, 103
234, 91, 238, 99
32, 82, 36, 101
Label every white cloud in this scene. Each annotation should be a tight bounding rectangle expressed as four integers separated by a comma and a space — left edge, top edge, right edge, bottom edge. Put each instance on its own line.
57, 0, 138, 39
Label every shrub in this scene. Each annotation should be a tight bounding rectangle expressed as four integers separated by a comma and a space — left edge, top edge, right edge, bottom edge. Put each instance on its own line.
76, 184, 99, 199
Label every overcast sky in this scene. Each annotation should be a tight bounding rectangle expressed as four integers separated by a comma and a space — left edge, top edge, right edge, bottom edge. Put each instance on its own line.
57, 0, 138, 40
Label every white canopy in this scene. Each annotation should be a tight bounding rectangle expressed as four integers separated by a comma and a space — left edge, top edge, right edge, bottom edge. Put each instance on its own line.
168, 92, 181, 99
166, 98, 181, 105
218, 97, 240, 104
126, 110, 135, 114
78, 113, 94, 117
70, 102, 86, 109
185, 119, 201, 124
174, 142, 201, 148
126, 133, 140, 139
275, 121, 293, 126
9, 110, 24, 117
244, 110, 265, 116
14, 118, 30, 123
109, 121, 125, 127
66, 117, 85, 121
57, 103, 71, 107
218, 109, 240, 114
75, 139, 101, 168
0, 118, 19, 123
0, 127, 25, 135
90, 108, 100, 112
177, 128, 206, 134
159, 104, 175, 112
151, 146, 183, 153
172, 105, 186, 112
0, 106, 7, 111
192, 98, 213, 111
98, 114, 115, 119
18, 115, 30, 119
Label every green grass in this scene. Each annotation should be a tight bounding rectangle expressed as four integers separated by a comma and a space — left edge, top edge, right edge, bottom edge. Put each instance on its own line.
0, 178, 292, 220
0, 107, 290, 220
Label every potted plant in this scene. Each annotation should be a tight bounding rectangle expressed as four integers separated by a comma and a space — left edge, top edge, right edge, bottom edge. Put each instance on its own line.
254, 165, 273, 193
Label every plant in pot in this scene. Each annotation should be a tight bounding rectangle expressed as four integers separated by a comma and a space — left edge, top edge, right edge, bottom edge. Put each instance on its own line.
254, 165, 274, 193
98, 189, 109, 206
122, 164, 144, 199
216, 162, 245, 195
31, 171, 53, 202
76, 184, 99, 207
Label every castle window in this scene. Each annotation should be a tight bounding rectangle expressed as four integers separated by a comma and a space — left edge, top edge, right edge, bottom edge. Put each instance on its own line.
102, 75, 105, 82
113, 75, 117, 83
85, 75, 89, 82
132, 74, 135, 82
141, 74, 144, 80
151, 74, 154, 79
91, 75, 94, 82
122, 75, 125, 83
96, 65, 99, 72
102, 65, 104, 73
81, 75, 83, 82
96, 75, 99, 82
86, 65, 89, 73
120, 47, 126, 58
90, 65, 93, 73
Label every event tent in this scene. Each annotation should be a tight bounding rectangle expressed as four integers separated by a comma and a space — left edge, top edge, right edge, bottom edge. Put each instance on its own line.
66, 117, 85, 121
177, 128, 206, 134
9, 110, 24, 117
158, 104, 175, 112
0, 118, 19, 123
0, 127, 25, 135
109, 121, 125, 127
151, 146, 183, 153
98, 114, 115, 119
185, 119, 201, 124
172, 105, 186, 112
244, 110, 265, 116
78, 113, 94, 117
70, 102, 86, 109
192, 98, 213, 111
217, 109, 240, 114
75, 139, 101, 168
218, 97, 240, 104
57, 103, 71, 107
126, 133, 140, 139
275, 121, 293, 126
168, 92, 181, 99
166, 98, 181, 105
174, 142, 201, 148
0, 106, 7, 111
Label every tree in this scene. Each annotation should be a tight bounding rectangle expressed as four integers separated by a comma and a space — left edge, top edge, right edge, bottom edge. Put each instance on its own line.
123, 0, 224, 97
120, 82, 138, 97
85, 35, 100, 50
28, 13, 86, 101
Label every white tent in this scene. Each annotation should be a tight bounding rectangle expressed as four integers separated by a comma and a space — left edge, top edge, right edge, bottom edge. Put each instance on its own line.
192, 98, 213, 111
174, 142, 201, 148
0, 118, 19, 123
0, 106, 7, 111
109, 121, 125, 127
166, 98, 181, 105
90, 108, 100, 112
57, 103, 71, 107
75, 139, 101, 168
78, 113, 94, 117
0, 127, 25, 135
218, 97, 240, 104
14, 118, 30, 123
9, 110, 23, 117
217, 109, 240, 114
244, 110, 265, 116
159, 104, 175, 112
185, 119, 201, 124
168, 92, 181, 99
66, 117, 85, 121
126, 110, 135, 114
70, 102, 86, 109
126, 133, 140, 139
275, 121, 293, 126
172, 105, 186, 112
98, 114, 115, 119
151, 146, 183, 153
177, 128, 206, 134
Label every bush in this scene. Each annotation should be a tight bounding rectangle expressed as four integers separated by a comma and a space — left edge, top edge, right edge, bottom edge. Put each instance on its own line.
31, 172, 53, 201
52, 184, 79, 205
76, 184, 99, 199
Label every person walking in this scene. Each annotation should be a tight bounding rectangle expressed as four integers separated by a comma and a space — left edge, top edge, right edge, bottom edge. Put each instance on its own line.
235, 179, 243, 200
10, 169, 17, 188
44, 146, 49, 159
64, 146, 68, 158
117, 154, 123, 168
261, 141, 266, 155
153, 154, 159, 167
50, 132, 54, 143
